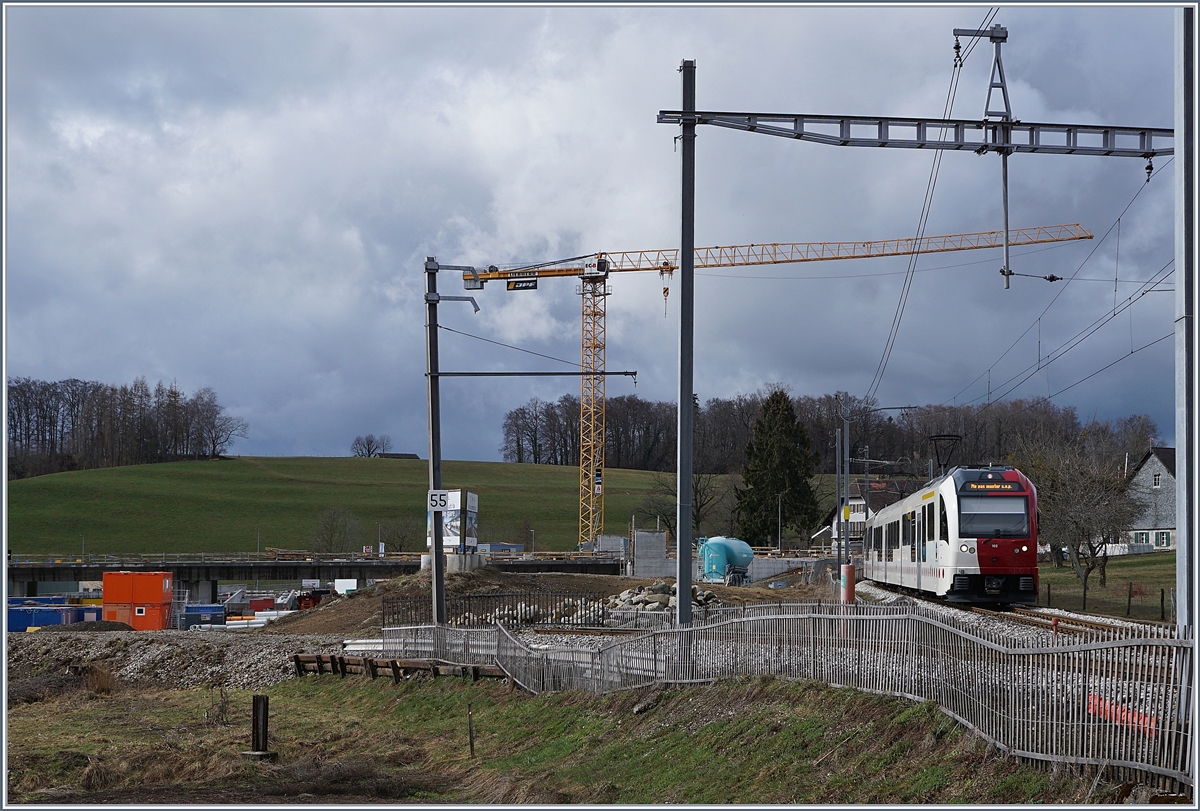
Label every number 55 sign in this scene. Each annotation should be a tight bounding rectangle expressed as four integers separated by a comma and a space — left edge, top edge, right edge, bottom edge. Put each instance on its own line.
428, 490, 452, 511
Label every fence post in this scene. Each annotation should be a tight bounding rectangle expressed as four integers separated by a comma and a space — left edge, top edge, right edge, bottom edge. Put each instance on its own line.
1127, 582, 1133, 617
241, 694, 277, 760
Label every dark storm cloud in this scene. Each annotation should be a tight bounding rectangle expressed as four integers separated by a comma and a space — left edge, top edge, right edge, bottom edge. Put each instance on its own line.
4, 5, 1180, 461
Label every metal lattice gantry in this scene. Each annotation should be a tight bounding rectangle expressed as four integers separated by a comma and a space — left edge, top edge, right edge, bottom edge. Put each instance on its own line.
653, 111, 1174, 159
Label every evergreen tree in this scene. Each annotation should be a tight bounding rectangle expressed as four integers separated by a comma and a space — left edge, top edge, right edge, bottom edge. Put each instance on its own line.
735, 390, 821, 543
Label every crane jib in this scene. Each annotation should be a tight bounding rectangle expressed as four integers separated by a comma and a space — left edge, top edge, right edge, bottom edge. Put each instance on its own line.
459, 224, 1092, 285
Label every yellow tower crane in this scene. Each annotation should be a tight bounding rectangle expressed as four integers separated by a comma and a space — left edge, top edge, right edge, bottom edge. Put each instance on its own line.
462, 222, 1092, 549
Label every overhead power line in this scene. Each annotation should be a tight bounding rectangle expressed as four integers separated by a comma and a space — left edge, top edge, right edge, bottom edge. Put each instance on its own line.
944, 157, 1174, 405
865, 8, 996, 402
437, 324, 580, 368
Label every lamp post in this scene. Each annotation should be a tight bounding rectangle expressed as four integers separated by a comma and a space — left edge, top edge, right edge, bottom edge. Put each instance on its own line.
777, 487, 787, 551
530, 529, 536, 556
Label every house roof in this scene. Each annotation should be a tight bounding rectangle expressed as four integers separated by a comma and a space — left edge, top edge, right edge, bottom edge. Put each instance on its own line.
1132, 446, 1176, 479
822, 477, 927, 522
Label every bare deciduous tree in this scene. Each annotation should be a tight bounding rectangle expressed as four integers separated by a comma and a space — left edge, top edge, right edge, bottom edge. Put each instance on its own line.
311, 507, 364, 553
350, 434, 392, 458
1014, 439, 1147, 609
378, 515, 425, 552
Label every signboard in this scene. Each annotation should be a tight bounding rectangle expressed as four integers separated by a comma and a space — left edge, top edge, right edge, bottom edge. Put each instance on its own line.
362, 545, 372, 556
378, 542, 385, 557
961, 481, 1022, 493
507, 279, 538, 291
428, 489, 479, 553
301, 579, 320, 589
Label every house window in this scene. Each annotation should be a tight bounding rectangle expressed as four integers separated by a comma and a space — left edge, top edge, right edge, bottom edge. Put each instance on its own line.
1134, 531, 1150, 544
1156, 531, 1172, 547
1153, 473, 1162, 488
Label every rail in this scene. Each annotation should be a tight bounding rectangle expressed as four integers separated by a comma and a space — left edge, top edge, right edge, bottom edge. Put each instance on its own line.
378, 603, 1193, 787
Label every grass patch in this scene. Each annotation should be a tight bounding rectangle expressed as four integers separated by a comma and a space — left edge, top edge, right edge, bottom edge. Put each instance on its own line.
1037, 551, 1177, 621
7, 673, 1118, 804
7, 457, 674, 554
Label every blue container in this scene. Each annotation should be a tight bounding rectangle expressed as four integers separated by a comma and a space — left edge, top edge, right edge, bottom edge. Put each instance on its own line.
8, 595, 67, 606
698, 536, 755, 582
7, 605, 73, 631
183, 604, 225, 627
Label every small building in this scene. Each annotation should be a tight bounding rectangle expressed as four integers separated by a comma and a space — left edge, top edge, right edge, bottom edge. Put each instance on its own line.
816, 478, 927, 551
102, 571, 174, 630
376, 452, 420, 460
1127, 446, 1177, 550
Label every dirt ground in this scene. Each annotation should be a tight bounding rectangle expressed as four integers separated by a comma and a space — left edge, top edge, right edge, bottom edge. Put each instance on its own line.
261, 566, 833, 637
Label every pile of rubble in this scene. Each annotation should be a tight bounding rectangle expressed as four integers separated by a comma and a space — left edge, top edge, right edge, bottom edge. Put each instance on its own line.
604, 579, 720, 611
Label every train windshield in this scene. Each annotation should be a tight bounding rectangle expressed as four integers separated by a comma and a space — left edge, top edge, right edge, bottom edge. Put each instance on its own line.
958, 495, 1029, 538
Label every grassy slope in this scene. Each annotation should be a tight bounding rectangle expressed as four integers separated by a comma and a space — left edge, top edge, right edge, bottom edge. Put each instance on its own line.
1037, 551, 1178, 621
6, 457, 669, 555
6, 675, 1107, 804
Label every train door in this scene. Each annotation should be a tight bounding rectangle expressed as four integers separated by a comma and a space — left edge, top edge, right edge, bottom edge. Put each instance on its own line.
915, 510, 923, 591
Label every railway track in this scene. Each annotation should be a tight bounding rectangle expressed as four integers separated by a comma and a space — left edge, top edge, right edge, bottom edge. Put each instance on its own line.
864, 580, 1177, 639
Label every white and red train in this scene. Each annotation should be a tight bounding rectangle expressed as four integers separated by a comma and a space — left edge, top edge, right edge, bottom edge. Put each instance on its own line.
862, 465, 1039, 604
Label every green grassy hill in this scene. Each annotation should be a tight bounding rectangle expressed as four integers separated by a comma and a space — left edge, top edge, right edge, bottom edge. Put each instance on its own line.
6, 457, 671, 555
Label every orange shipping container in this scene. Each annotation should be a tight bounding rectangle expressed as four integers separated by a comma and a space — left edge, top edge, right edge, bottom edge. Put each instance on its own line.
103, 572, 172, 606
102, 571, 134, 603
102, 604, 131, 625
101, 603, 171, 631
132, 573, 172, 604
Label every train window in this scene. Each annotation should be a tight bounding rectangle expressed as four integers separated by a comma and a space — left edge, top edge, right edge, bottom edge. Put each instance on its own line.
958, 495, 1029, 537
939, 496, 948, 540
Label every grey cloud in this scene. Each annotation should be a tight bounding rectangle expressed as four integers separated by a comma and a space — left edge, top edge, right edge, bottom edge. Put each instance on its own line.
5, 6, 1179, 462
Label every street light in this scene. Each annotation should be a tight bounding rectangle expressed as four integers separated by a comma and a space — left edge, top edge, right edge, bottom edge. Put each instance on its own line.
776, 489, 789, 553
530, 529, 536, 556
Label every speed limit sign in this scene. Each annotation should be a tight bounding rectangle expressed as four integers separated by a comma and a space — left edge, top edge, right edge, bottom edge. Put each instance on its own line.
427, 490, 451, 511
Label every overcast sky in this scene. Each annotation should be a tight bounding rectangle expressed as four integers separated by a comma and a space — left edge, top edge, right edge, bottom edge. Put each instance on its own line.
4, 4, 1180, 461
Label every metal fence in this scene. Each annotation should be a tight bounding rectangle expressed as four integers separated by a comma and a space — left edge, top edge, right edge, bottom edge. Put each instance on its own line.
383, 602, 1193, 785
383, 592, 607, 628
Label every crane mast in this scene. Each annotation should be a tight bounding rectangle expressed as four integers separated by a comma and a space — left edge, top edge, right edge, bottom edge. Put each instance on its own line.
465, 222, 1094, 548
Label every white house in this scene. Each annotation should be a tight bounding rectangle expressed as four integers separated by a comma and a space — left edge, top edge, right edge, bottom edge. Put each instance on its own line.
1127, 447, 1176, 550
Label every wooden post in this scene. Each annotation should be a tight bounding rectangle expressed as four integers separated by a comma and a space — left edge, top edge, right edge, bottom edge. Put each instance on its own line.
292, 654, 305, 677
1161, 588, 1166, 621
390, 660, 402, 685
468, 702, 475, 758
1127, 582, 1134, 617
1047, 583, 1051, 607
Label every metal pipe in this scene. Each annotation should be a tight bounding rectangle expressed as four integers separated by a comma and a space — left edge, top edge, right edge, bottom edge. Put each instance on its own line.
1002, 151, 1011, 288
676, 59, 696, 629
425, 258, 447, 626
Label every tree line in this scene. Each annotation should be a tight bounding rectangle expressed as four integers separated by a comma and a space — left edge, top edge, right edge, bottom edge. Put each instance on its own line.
500, 390, 1157, 477
7, 376, 249, 480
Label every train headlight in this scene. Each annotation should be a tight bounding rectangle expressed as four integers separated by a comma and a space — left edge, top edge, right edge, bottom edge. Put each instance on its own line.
1022, 545, 1028, 552
1013, 547, 1020, 554
969, 547, 975, 554
960, 544, 968, 553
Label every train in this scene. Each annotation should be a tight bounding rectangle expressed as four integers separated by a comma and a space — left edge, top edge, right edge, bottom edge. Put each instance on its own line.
862, 465, 1039, 604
